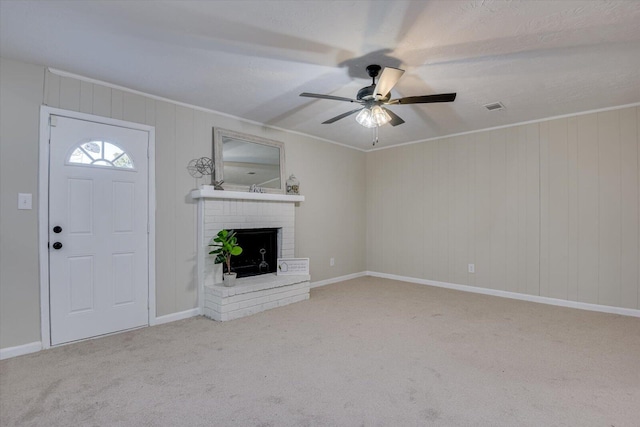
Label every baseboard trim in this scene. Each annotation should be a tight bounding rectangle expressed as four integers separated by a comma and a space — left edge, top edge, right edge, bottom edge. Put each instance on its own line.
310, 272, 367, 288
0, 341, 42, 360
154, 308, 201, 325
1, 309, 202, 360
366, 271, 640, 318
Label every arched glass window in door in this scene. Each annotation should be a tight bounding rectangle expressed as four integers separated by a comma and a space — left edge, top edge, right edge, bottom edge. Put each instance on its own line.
68, 140, 135, 170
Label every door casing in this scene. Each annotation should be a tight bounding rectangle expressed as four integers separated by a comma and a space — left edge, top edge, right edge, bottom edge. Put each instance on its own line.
39, 106, 156, 348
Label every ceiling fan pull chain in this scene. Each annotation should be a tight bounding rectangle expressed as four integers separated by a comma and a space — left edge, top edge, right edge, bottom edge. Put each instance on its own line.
372, 126, 379, 146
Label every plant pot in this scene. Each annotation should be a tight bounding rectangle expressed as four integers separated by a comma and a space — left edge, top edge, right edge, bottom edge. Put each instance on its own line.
223, 272, 237, 287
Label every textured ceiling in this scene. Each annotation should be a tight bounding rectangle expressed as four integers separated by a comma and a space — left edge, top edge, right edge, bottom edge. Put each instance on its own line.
1, 0, 639, 150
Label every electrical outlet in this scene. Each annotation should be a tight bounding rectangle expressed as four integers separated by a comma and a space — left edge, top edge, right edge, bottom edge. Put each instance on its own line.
330, 257, 335, 267
468, 264, 475, 273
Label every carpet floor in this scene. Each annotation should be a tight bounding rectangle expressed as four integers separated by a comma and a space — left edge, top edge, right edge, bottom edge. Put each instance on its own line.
1, 276, 639, 426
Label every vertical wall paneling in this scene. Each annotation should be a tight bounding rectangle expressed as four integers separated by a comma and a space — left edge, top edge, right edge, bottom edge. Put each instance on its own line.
547, 118, 570, 300
145, 98, 156, 127
192, 110, 210, 186
474, 131, 492, 289
388, 146, 401, 275
45, 71, 60, 107
79, 81, 93, 114
58, 76, 80, 111
379, 148, 391, 273
378, 149, 390, 273
395, 146, 409, 275
467, 135, 477, 287
505, 127, 519, 293
539, 121, 550, 297
567, 117, 579, 302
122, 92, 147, 125
490, 129, 507, 290
447, 138, 456, 283
577, 114, 600, 304
111, 89, 124, 120
524, 124, 541, 296
0, 58, 46, 348
92, 85, 112, 118
422, 141, 436, 279
174, 106, 197, 311
453, 136, 469, 286
597, 111, 622, 307
365, 153, 374, 270
370, 152, 380, 271
365, 106, 635, 311
154, 101, 177, 316
516, 126, 528, 294
619, 107, 639, 309
436, 140, 449, 282
414, 142, 427, 280
371, 151, 381, 272
376, 149, 384, 272
372, 150, 383, 272
402, 144, 424, 278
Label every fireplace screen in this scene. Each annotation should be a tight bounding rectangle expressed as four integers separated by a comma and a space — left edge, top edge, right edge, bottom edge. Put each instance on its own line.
232, 228, 279, 278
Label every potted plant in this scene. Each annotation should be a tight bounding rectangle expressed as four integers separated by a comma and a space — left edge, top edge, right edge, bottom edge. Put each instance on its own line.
208, 229, 243, 287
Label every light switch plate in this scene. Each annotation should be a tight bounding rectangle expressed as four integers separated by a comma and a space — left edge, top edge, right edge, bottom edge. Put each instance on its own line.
18, 193, 32, 210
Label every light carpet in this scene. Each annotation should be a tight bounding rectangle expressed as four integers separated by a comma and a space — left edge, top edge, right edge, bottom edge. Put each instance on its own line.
1, 276, 639, 426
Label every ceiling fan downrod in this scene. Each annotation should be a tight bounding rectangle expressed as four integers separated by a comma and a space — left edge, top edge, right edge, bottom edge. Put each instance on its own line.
366, 64, 382, 85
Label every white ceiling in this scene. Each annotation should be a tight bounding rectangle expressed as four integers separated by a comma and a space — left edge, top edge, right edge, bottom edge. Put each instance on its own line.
2, 0, 640, 150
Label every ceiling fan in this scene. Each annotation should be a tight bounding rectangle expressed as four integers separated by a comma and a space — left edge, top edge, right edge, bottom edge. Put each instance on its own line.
300, 64, 456, 130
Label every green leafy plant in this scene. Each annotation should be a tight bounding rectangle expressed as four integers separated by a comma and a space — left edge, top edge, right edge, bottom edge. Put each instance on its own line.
208, 229, 243, 275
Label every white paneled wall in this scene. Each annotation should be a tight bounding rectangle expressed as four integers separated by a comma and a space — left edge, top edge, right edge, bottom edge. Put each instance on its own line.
367, 107, 639, 309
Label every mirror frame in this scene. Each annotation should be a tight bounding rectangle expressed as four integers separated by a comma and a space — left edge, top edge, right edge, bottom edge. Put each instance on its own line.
213, 127, 286, 194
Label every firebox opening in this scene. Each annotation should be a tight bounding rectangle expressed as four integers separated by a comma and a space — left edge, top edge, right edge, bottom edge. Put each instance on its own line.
232, 228, 279, 278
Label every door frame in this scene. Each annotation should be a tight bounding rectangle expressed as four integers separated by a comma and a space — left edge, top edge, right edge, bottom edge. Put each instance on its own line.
39, 106, 156, 349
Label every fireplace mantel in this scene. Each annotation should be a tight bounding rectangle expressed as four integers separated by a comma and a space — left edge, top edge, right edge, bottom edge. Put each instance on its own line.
191, 186, 304, 203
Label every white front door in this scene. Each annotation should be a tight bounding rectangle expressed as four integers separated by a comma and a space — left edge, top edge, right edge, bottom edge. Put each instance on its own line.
49, 115, 149, 345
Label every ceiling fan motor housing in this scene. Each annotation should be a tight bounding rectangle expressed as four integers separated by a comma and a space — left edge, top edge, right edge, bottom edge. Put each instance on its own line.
357, 85, 376, 101
358, 64, 392, 101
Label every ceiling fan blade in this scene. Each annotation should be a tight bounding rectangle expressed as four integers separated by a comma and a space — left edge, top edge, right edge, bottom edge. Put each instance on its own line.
389, 93, 457, 105
322, 108, 364, 124
382, 108, 405, 127
374, 67, 405, 99
300, 92, 361, 103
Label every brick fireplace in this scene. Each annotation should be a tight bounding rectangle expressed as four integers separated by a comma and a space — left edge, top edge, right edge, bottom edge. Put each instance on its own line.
192, 187, 308, 320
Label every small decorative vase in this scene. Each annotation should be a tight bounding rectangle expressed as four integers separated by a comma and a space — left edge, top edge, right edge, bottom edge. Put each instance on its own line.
223, 272, 237, 287
286, 174, 300, 195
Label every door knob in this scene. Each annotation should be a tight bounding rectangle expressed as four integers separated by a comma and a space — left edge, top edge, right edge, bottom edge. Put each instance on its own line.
52, 242, 63, 250
53, 226, 62, 233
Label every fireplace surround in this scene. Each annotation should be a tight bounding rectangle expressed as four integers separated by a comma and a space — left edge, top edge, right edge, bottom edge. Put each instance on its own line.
192, 186, 308, 321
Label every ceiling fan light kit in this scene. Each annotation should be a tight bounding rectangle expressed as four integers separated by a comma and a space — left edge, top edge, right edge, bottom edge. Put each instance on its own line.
356, 105, 391, 128
300, 64, 457, 145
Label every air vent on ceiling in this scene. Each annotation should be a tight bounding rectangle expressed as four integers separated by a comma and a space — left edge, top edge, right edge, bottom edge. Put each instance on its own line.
483, 102, 505, 111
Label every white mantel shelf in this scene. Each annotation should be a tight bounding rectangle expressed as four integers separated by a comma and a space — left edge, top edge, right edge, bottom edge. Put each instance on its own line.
191, 187, 304, 202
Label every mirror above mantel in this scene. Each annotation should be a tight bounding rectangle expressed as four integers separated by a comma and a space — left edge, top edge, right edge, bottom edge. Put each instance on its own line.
213, 128, 286, 194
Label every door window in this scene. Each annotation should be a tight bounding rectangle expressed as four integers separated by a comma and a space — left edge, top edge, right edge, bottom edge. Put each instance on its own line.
67, 140, 135, 170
